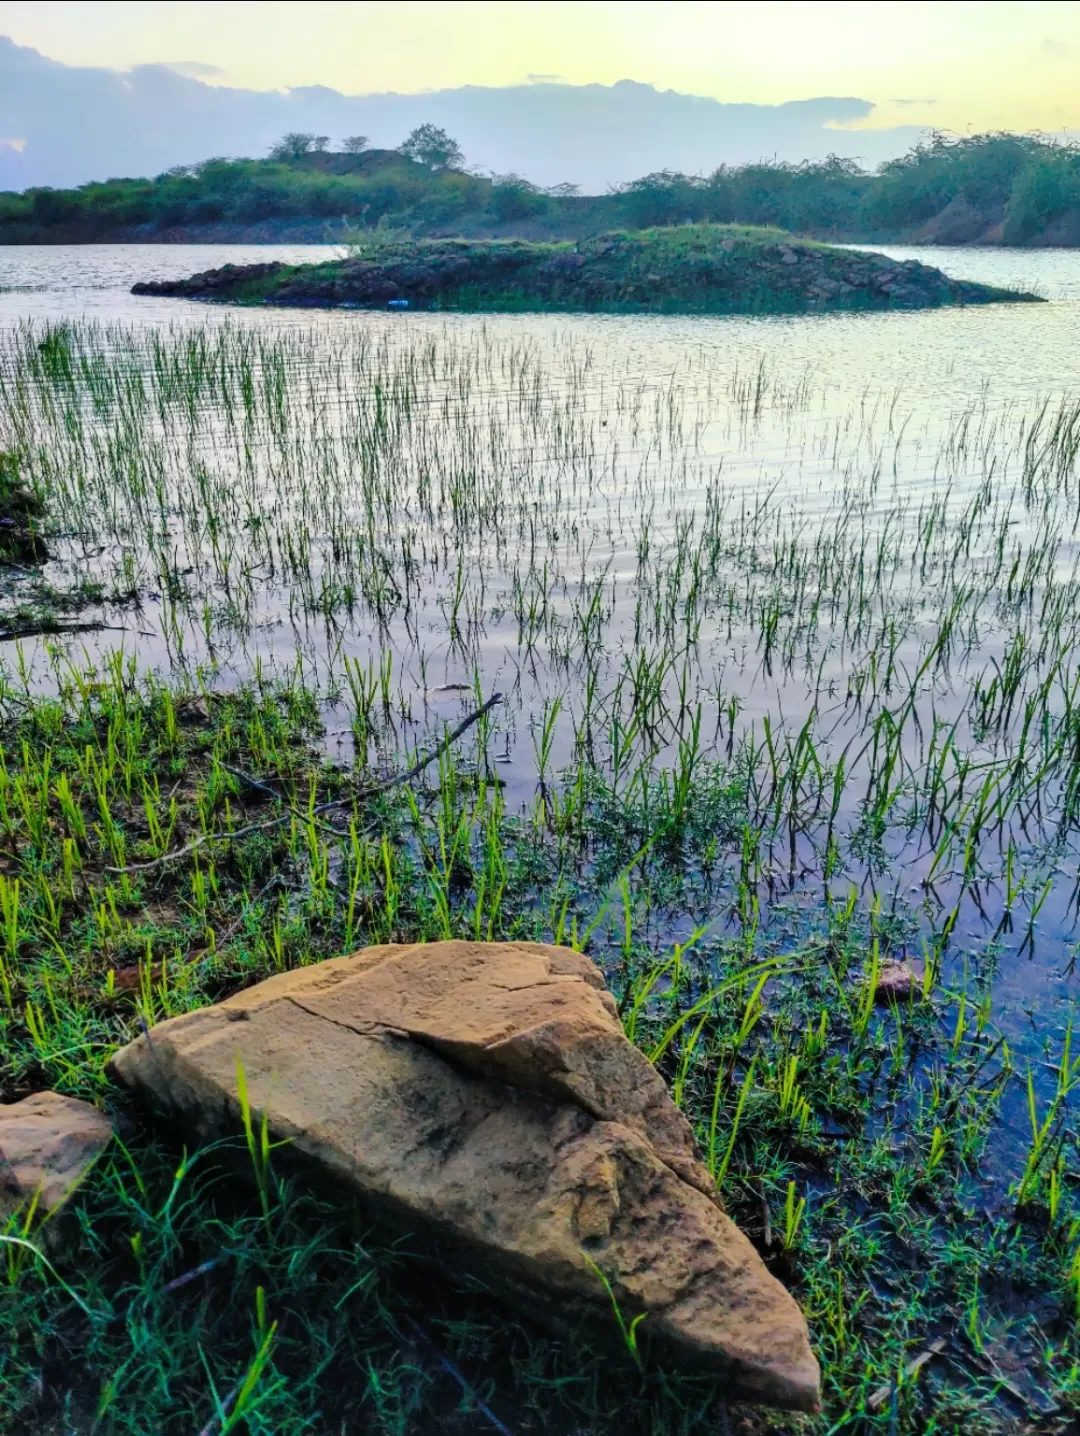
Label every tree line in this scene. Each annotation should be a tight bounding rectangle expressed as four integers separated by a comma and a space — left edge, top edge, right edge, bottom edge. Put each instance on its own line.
2, 128, 1078, 244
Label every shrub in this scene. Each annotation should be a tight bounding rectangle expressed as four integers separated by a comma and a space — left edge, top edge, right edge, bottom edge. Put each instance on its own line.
488, 174, 548, 223
1004, 149, 1080, 242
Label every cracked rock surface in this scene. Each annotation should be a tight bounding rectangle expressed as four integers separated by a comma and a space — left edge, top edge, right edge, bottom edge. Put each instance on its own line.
110, 939, 820, 1410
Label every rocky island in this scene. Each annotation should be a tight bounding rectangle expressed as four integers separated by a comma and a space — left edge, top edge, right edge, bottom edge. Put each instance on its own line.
131, 225, 1036, 315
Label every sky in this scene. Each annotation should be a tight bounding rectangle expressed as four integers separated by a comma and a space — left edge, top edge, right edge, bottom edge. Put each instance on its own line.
1, 0, 1079, 137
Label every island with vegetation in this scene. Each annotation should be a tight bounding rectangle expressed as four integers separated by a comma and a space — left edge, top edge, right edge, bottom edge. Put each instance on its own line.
131, 225, 1034, 315
3, 128, 1080, 248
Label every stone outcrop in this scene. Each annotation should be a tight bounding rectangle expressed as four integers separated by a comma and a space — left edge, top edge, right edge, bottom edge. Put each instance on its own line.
110, 939, 820, 1411
0, 1091, 113, 1239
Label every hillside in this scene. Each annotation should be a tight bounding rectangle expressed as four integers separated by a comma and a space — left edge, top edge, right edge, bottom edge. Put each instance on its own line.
130, 226, 1036, 315
3, 132, 1080, 248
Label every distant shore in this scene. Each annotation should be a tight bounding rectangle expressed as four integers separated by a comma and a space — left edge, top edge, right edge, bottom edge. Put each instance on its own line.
7, 210, 1080, 251
4, 134, 1080, 249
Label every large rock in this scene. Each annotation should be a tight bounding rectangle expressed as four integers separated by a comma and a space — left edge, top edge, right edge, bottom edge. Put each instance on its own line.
110, 940, 820, 1410
0, 1091, 113, 1239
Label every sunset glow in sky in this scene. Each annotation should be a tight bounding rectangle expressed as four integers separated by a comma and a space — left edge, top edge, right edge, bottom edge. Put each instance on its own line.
1, 0, 1078, 135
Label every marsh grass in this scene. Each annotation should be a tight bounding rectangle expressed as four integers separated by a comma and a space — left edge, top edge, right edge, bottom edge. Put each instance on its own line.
1, 316, 1080, 1431
0, 656, 1073, 1433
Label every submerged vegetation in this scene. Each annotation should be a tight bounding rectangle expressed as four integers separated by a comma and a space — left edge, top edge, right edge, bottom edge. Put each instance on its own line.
3, 129, 1080, 246
1, 314, 1080, 1431
129, 226, 1032, 315
0, 447, 48, 564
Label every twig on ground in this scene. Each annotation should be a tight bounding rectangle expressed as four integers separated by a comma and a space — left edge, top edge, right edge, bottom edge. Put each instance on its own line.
368, 691, 503, 794
195, 1376, 244, 1436
867, 1339, 947, 1410
108, 693, 503, 874
403, 1316, 514, 1436
222, 764, 343, 838
221, 765, 287, 804
161, 1257, 222, 1296
0, 621, 135, 643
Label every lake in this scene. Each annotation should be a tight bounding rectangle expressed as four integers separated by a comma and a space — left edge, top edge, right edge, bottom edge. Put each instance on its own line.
3, 239, 1080, 1179
6, 244, 1080, 1022
6, 237, 1080, 1428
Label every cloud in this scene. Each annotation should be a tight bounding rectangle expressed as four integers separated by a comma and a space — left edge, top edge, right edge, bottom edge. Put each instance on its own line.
526, 73, 565, 83
0, 136, 26, 152
0, 34, 925, 192
1042, 37, 1070, 56
891, 97, 938, 106
166, 61, 228, 80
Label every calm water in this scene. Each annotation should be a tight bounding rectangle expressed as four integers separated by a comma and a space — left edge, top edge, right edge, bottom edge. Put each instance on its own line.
4, 241, 1080, 1168
3, 241, 1080, 787
4, 240, 1080, 391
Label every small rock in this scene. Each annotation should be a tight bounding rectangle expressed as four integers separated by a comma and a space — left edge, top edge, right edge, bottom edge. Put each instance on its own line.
874, 959, 925, 1004
780, 248, 799, 266
112, 940, 820, 1411
0, 1092, 113, 1245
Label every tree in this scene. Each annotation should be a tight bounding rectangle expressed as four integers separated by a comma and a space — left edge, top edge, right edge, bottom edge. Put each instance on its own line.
1005, 146, 1080, 242
341, 135, 370, 154
614, 171, 706, 229
488, 173, 547, 222
269, 133, 330, 161
398, 124, 464, 172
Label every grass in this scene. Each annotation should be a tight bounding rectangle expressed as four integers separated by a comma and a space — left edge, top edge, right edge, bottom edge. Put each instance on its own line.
0, 314, 1079, 1431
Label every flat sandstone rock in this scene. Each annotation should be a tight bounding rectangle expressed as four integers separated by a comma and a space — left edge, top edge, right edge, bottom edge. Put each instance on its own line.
110, 940, 820, 1410
0, 1091, 113, 1231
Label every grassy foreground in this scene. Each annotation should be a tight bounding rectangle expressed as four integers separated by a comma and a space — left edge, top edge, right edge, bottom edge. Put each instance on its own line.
1, 316, 1080, 1433
130, 226, 1033, 314
0, 656, 1075, 1435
